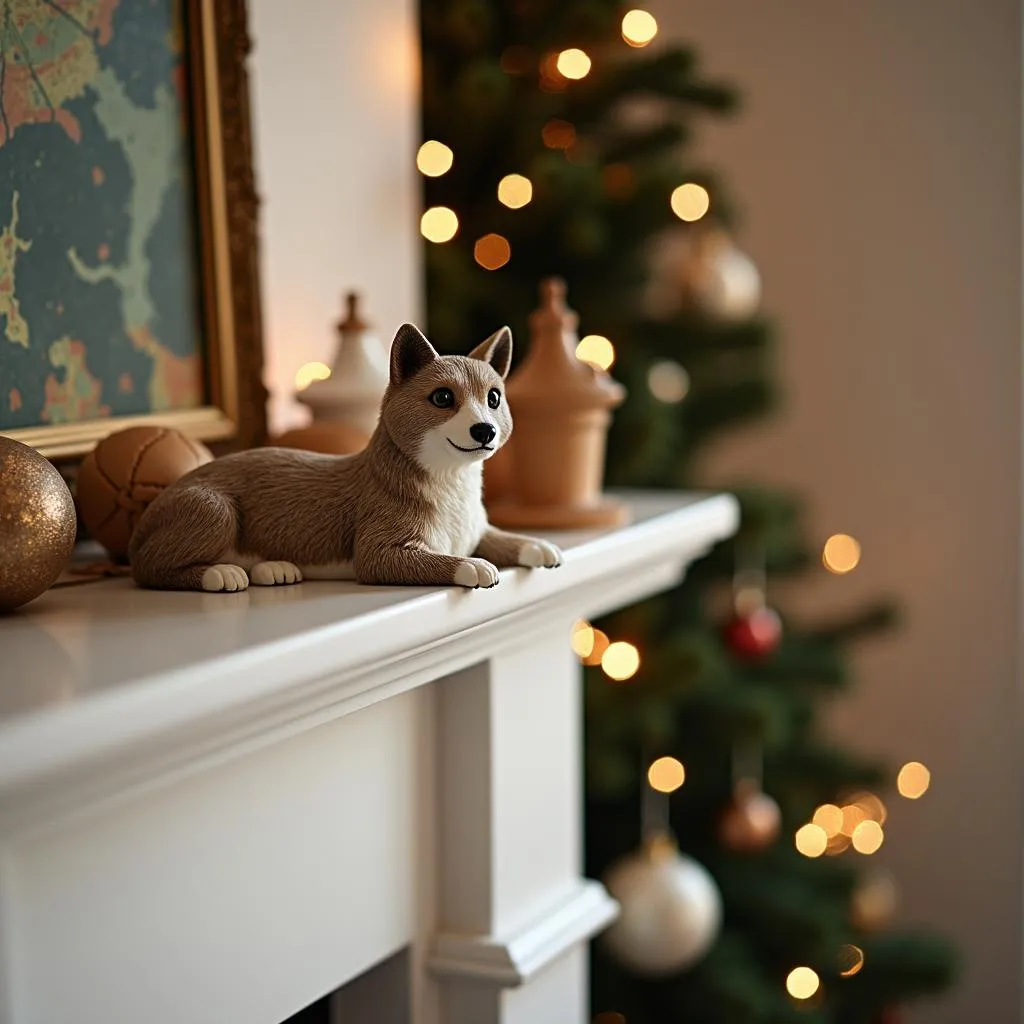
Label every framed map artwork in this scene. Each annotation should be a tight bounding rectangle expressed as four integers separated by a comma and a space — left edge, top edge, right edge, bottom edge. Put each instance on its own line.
0, 0, 266, 460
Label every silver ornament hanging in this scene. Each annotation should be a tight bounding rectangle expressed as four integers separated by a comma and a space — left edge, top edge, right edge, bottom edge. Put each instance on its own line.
601, 832, 722, 975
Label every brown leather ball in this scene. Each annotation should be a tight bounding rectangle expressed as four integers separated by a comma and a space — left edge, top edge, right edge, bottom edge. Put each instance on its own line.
76, 426, 213, 560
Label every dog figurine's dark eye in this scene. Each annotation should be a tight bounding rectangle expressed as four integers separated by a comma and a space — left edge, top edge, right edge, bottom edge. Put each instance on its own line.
487, 388, 501, 409
430, 387, 455, 409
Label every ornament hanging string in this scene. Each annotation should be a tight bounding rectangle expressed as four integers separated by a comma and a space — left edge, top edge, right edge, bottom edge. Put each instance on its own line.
641, 757, 671, 843
732, 533, 767, 615
732, 735, 764, 789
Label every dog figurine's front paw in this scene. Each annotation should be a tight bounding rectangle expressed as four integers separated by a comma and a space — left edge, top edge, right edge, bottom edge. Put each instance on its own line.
250, 560, 303, 586
201, 564, 250, 592
453, 557, 501, 589
517, 539, 562, 569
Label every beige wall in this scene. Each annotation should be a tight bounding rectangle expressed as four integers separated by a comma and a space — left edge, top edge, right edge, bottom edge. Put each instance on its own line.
655, 1, 1022, 1020
249, 0, 421, 434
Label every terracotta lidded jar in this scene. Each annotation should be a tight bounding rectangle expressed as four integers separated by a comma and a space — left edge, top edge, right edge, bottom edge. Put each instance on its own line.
490, 277, 627, 529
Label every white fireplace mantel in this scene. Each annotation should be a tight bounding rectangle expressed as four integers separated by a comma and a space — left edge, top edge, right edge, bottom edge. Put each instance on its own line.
0, 491, 738, 1024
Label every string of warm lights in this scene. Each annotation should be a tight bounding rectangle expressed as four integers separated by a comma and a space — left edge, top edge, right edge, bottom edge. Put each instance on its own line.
406, 8, 701, 404
412, 9, 684, 293
572, 619, 639, 679
573, 596, 931, 1012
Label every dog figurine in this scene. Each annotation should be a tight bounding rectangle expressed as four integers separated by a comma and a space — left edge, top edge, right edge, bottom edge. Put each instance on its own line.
129, 324, 563, 592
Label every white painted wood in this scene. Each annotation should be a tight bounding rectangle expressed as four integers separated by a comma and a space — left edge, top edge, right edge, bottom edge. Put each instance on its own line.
439, 949, 586, 1024
0, 492, 739, 1024
429, 881, 617, 986
5, 694, 419, 1024
427, 632, 617, 1023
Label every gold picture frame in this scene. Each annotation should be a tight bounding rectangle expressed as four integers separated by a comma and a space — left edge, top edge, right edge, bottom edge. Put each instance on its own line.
0, 0, 267, 461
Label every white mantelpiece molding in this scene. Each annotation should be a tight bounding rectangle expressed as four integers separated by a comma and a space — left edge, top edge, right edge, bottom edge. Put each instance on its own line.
0, 491, 738, 1024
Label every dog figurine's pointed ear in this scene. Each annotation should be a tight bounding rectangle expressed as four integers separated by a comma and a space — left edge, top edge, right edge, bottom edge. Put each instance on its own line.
469, 326, 513, 379
390, 323, 439, 385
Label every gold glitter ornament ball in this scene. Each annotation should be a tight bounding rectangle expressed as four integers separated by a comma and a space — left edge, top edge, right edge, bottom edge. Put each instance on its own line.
0, 437, 77, 612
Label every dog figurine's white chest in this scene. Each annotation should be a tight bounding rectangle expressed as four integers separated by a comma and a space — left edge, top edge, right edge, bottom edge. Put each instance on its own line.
421, 465, 488, 557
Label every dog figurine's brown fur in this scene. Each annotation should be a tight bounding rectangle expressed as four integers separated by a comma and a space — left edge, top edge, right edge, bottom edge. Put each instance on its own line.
129, 324, 562, 592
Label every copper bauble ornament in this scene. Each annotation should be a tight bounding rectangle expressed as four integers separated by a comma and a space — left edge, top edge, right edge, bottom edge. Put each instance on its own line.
718, 779, 782, 852
76, 426, 213, 560
601, 832, 721, 975
0, 437, 77, 612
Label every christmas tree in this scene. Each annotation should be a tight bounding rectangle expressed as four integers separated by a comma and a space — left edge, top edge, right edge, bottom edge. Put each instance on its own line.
419, 2, 957, 1021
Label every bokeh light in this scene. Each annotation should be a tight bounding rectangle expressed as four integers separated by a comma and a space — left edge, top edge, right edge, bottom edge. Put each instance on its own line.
852, 792, 888, 826
420, 206, 459, 243
786, 967, 820, 1000
497, 173, 533, 209
416, 140, 453, 177
838, 944, 865, 977
823, 533, 862, 574
812, 804, 844, 837
556, 48, 592, 79
825, 831, 851, 856
582, 628, 610, 666
622, 9, 658, 47
602, 640, 640, 680
795, 823, 828, 858
851, 871, 898, 929
602, 162, 635, 199
851, 820, 884, 855
571, 620, 595, 658
647, 756, 685, 793
294, 361, 331, 390
474, 233, 512, 270
840, 803, 867, 836
670, 183, 710, 222
897, 761, 931, 799
647, 360, 690, 403
576, 335, 616, 371
542, 118, 577, 149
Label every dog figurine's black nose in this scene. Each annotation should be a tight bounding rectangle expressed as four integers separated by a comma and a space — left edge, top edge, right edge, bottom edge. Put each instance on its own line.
470, 422, 496, 446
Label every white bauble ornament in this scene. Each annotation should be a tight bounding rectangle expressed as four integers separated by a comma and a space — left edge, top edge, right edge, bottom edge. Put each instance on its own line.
602, 833, 722, 975
643, 225, 761, 323
690, 238, 761, 322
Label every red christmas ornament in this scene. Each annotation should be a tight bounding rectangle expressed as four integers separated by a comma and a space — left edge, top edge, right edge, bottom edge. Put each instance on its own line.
723, 606, 782, 660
